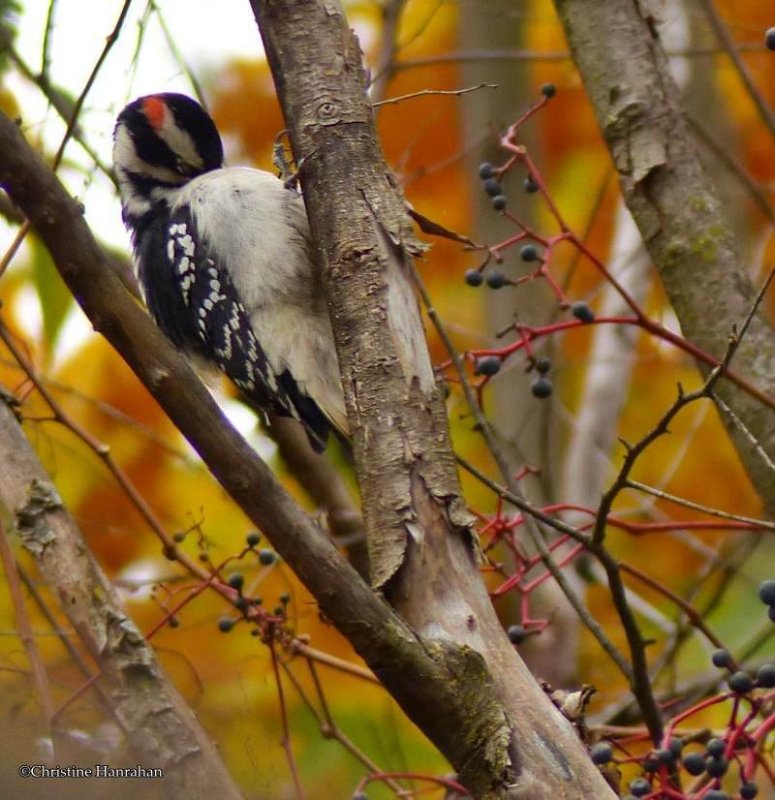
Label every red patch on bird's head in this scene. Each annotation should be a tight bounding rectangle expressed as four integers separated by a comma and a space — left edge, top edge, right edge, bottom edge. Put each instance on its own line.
142, 96, 166, 130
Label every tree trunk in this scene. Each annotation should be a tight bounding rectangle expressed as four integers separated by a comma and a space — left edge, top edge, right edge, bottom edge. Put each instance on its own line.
250, 1, 616, 797
553, 0, 775, 513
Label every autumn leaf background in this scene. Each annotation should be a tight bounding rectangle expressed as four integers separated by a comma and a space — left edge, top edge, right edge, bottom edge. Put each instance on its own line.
0, 1, 773, 798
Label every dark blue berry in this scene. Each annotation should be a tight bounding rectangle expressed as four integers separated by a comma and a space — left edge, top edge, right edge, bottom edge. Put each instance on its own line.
507, 624, 527, 644
218, 617, 235, 633
478, 162, 495, 180
279, 592, 291, 605
758, 579, 775, 605
474, 356, 502, 376
492, 194, 508, 210
483, 177, 502, 197
629, 777, 650, 797
531, 377, 553, 399
667, 737, 683, 757
571, 302, 595, 323
656, 747, 675, 764
541, 83, 556, 98
756, 663, 775, 687
740, 781, 759, 799
682, 751, 706, 775
728, 670, 753, 694
535, 357, 551, 374
706, 738, 726, 758
227, 573, 244, 591
520, 244, 541, 262
766, 27, 775, 51
705, 755, 728, 778
258, 549, 276, 565
246, 532, 261, 547
712, 649, 732, 669
524, 176, 539, 193
486, 270, 507, 289
642, 754, 659, 772
465, 268, 484, 287
589, 742, 613, 764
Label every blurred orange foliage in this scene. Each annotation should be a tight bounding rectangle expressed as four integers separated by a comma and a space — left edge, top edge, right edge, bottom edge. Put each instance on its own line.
0, 1, 773, 797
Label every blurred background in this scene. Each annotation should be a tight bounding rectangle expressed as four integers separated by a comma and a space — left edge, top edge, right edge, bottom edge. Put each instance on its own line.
0, 1, 773, 797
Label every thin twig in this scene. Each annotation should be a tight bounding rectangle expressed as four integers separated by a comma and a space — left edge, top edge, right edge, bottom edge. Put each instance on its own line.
620, 562, 727, 652
712, 394, 775, 473
40, 0, 58, 78
289, 640, 378, 683
410, 264, 634, 680
626, 480, 775, 530
51, 0, 133, 170
0, 318, 221, 589
148, 0, 206, 105
391, 43, 765, 72
369, 0, 407, 105
3, 2, 131, 281
0, 219, 30, 279
695, 0, 775, 138
373, 83, 498, 108
269, 638, 306, 800
688, 115, 774, 224
278, 658, 409, 796
0, 520, 56, 724
16, 563, 99, 685
7, 45, 114, 180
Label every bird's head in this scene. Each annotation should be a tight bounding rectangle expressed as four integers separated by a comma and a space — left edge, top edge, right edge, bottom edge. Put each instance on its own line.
113, 93, 224, 224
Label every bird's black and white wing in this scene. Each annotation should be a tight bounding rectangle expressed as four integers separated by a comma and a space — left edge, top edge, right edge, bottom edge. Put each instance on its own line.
162, 203, 331, 451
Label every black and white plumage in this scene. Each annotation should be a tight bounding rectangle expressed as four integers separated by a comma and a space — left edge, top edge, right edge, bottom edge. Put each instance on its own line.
112, 93, 347, 451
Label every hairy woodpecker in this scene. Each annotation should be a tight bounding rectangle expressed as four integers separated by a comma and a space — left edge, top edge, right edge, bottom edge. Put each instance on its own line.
112, 93, 347, 451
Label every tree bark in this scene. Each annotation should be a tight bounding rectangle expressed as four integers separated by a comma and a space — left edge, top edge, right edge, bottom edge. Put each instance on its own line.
553, 0, 775, 512
250, 1, 616, 797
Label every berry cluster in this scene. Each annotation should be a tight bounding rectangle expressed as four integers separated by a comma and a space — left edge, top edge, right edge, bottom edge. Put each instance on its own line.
531, 355, 552, 399
457, 83, 607, 405
216, 532, 288, 634
589, 594, 775, 800
478, 162, 509, 212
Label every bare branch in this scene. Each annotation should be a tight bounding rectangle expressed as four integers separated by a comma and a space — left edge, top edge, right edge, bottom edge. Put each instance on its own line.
372, 83, 498, 108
